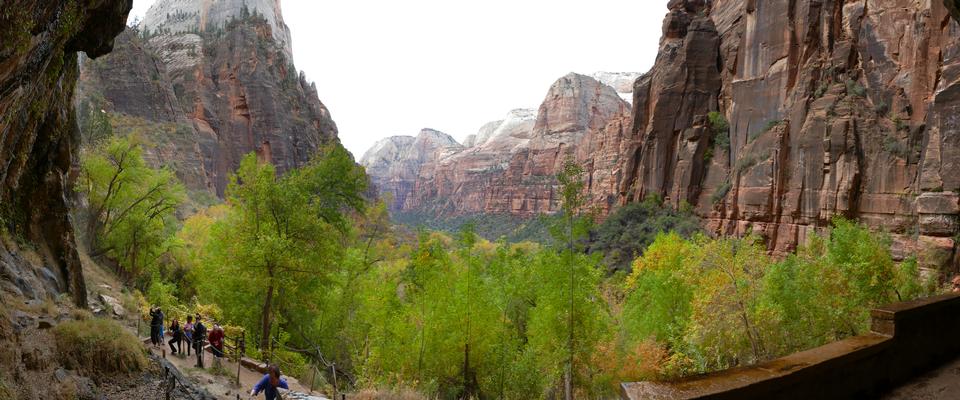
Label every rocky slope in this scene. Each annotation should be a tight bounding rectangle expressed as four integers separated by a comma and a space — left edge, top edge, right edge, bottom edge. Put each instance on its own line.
369, 1, 960, 273
77, 0, 338, 196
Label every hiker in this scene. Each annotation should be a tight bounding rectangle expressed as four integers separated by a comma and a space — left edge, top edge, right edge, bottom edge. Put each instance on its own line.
183, 315, 195, 356
168, 318, 182, 354
149, 307, 164, 347
208, 324, 225, 358
250, 364, 289, 400
193, 314, 208, 368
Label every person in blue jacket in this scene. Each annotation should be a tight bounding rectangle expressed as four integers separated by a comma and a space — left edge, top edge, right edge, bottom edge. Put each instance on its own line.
250, 364, 289, 400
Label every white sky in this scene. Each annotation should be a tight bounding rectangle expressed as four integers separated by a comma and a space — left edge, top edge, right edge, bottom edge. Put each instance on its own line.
129, 0, 669, 157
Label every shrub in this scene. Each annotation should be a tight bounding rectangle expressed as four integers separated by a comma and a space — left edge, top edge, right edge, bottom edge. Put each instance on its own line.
883, 134, 909, 159
589, 196, 701, 272
845, 79, 866, 97
53, 318, 148, 375
711, 181, 732, 205
814, 83, 829, 98
874, 100, 889, 115
750, 120, 782, 142
0, 377, 11, 399
707, 111, 730, 152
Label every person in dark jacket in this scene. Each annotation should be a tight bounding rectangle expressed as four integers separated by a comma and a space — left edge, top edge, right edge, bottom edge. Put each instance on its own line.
193, 314, 207, 368
149, 307, 164, 347
250, 364, 289, 400
168, 318, 182, 354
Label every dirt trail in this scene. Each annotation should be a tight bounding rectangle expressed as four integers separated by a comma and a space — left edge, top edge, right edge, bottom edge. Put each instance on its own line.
82, 254, 328, 400
144, 342, 328, 400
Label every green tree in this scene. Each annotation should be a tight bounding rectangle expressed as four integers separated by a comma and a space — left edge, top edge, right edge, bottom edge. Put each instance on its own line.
76, 136, 185, 285
532, 157, 608, 399
590, 195, 701, 271
198, 145, 367, 351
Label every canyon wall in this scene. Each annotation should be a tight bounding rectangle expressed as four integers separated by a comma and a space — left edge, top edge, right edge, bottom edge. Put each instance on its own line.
77, 0, 338, 197
367, 0, 960, 273
0, 0, 132, 306
614, 0, 960, 272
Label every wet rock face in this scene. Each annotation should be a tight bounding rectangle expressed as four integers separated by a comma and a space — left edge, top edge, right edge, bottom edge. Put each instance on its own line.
612, 0, 960, 271
0, 0, 132, 306
78, 1, 338, 196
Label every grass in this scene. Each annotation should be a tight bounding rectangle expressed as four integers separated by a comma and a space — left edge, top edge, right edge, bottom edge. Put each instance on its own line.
0, 377, 12, 399
53, 318, 148, 375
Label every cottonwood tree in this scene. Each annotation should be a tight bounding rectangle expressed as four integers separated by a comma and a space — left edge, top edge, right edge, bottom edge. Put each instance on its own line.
200, 145, 367, 351
77, 136, 185, 285
530, 158, 607, 400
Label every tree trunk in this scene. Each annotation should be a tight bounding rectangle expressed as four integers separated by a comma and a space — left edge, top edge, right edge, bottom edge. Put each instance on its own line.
260, 281, 275, 352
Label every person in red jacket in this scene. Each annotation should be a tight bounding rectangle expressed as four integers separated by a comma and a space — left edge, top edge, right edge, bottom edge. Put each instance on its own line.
208, 324, 225, 358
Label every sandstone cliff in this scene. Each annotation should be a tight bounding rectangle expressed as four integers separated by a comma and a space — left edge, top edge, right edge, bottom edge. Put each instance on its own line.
369, 1, 960, 273
383, 73, 632, 216
78, 0, 338, 196
360, 129, 463, 211
0, 0, 131, 306
610, 0, 960, 272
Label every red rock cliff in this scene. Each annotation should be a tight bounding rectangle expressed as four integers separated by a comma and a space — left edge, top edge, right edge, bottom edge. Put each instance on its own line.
612, 0, 960, 272
78, 0, 338, 197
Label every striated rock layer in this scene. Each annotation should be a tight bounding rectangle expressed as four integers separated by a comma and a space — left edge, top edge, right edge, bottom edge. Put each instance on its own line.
78, 0, 338, 196
614, 0, 960, 271
0, 0, 132, 306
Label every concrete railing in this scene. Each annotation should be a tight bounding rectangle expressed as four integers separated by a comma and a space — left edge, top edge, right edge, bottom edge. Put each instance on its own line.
620, 293, 960, 399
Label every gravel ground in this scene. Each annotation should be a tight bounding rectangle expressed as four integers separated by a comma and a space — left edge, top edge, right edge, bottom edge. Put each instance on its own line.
96, 356, 206, 400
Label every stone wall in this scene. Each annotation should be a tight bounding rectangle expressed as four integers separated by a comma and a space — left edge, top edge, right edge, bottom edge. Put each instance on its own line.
620, 293, 960, 399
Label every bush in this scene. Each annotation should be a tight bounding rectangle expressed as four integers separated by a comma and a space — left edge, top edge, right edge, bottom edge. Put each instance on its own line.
750, 120, 782, 142
845, 79, 866, 97
53, 318, 148, 375
589, 196, 701, 272
708, 111, 730, 152
883, 134, 910, 159
711, 181, 732, 205
0, 377, 11, 399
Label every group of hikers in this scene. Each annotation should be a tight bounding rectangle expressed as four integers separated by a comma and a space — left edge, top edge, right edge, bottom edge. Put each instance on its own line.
148, 307, 225, 369
148, 307, 288, 399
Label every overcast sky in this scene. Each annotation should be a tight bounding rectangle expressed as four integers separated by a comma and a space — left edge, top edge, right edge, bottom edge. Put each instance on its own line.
129, 0, 669, 157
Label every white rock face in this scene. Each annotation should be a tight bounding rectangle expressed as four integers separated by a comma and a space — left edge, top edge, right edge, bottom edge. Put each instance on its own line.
467, 108, 536, 153
142, 0, 294, 60
360, 129, 462, 210
592, 71, 643, 102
